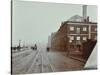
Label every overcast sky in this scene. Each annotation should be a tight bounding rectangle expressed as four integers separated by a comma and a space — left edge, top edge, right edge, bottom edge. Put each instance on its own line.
12, 1, 97, 46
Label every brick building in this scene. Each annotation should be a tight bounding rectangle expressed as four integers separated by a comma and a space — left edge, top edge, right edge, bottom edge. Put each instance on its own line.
50, 5, 97, 60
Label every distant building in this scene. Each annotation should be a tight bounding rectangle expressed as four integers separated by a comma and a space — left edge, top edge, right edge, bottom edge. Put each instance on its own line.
50, 5, 97, 60
47, 35, 51, 48
50, 32, 57, 51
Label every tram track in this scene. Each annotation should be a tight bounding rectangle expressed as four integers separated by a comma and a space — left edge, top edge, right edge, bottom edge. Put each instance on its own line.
27, 51, 40, 73
26, 51, 54, 73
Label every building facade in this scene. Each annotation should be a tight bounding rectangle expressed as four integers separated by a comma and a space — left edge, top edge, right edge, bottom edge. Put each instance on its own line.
50, 5, 97, 60
65, 21, 97, 54
50, 21, 97, 50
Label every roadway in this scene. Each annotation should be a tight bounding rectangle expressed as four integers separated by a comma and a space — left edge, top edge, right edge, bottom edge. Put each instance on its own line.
12, 48, 85, 74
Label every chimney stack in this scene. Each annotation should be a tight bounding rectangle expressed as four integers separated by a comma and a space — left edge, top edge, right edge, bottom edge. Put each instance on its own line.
83, 5, 87, 22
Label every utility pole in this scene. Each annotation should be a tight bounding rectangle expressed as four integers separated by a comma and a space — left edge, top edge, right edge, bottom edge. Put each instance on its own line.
18, 40, 21, 51
19, 40, 21, 47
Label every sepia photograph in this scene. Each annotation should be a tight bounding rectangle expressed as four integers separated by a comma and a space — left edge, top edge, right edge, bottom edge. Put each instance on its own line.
11, 0, 97, 74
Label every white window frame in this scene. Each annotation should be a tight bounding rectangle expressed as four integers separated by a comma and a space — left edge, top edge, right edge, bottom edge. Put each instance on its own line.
69, 40, 72, 43
83, 27, 87, 31
76, 27, 80, 33
83, 37, 87, 41
70, 36, 74, 40
77, 36, 80, 40
70, 26, 74, 31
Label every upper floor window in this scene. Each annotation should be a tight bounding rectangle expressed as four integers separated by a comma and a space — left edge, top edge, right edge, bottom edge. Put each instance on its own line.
70, 26, 74, 31
77, 36, 80, 40
95, 28, 97, 31
70, 36, 74, 40
76, 27, 80, 33
83, 27, 87, 31
83, 37, 87, 41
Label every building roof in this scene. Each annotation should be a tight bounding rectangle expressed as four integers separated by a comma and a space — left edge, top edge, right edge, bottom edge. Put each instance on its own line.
62, 14, 97, 25
68, 15, 84, 22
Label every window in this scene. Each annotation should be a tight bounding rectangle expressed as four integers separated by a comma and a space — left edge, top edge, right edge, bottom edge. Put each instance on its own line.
69, 36, 74, 43
76, 27, 80, 33
69, 40, 72, 43
94, 36, 97, 40
77, 36, 80, 40
83, 27, 87, 31
83, 37, 87, 41
70, 36, 74, 40
70, 26, 74, 31
95, 28, 97, 31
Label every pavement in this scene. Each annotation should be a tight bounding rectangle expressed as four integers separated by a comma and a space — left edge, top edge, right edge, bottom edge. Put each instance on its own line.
47, 52, 85, 72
